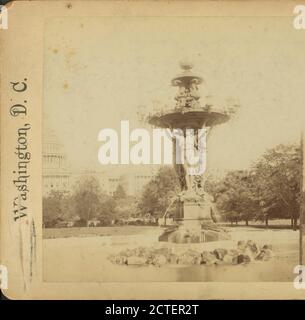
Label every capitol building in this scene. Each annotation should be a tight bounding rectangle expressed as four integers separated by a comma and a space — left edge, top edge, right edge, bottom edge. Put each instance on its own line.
42, 129, 70, 196
42, 129, 158, 197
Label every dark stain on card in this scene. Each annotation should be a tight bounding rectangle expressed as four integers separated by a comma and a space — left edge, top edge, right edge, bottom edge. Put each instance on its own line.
30, 218, 37, 281
63, 81, 69, 90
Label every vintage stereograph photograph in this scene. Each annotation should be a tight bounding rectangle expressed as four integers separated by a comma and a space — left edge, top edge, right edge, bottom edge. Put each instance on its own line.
1, 0, 305, 300
41, 12, 305, 283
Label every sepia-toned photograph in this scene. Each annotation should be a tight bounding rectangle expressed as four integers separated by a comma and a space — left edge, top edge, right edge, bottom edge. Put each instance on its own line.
42, 14, 305, 283
1, 0, 305, 301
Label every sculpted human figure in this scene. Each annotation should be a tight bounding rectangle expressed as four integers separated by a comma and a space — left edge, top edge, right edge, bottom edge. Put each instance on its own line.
173, 129, 205, 196
174, 80, 187, 108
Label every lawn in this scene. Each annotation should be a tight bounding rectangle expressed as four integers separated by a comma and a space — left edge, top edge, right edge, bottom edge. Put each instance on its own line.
43, 219, 296, 239
43, 226, 159, 239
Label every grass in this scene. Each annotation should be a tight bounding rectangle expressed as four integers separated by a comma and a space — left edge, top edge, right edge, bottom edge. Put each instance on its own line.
220, 219, 296, 230
43, 225, 159, 239
43, 219, 296, 239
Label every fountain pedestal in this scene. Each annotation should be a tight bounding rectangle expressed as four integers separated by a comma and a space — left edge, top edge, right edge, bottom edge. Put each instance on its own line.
159, 192, 230, 243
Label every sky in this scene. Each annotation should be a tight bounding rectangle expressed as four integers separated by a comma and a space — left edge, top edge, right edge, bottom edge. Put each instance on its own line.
43, 16, 305, 175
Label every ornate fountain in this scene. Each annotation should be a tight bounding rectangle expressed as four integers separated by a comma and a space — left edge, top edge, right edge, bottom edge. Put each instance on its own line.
148, 62, 237, 243
109, 63, 274, 269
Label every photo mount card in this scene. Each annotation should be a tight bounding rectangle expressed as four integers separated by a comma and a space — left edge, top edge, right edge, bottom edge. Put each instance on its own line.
1, 0, 305, 299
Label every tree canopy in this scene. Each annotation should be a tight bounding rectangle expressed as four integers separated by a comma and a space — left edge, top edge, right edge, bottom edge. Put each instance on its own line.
206, 143, 302, 228
43, 143, 303, 229
137, 166, 180, 217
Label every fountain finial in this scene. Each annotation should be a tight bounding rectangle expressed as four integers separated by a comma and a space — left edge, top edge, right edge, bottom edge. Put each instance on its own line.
172, 60, 202, 87
179, 60, 194, 72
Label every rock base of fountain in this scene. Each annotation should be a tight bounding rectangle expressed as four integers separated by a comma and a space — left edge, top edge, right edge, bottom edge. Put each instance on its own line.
159, 226, 231, 243
108, 241, 274, 267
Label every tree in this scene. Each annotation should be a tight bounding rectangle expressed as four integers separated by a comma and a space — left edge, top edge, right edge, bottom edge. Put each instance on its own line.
114, 196, 137, 220
72, 176, 103, 222
43, 190, 72, 227
253, 144, 301, 229
206, 144, 302, 229
206, 170, 258, 225
137, 166, 180, 217
113, 184, 127, 200
98, 193, 117, 223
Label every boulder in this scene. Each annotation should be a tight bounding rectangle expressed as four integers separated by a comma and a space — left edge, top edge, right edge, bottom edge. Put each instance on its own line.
255, 250, 266, 261
127, 256, 147, 265
201, 251, 218, 265
244, 247, 255, 261
228, 249, 239, 257
134, 246, 147, 257
246, 240, 259, 257
119, 249, 134, 257
213, 248, 228, 260
152, 254, 167, 266
193, 256, 203, 265
167, 253, 179, 264
232, 255, 239, 265
178, 254, 196, 265
264, 248, 274, 258
109, 255, 127, 265
255, 248, 274, 261
237, 241, 247, 253
223, 253, 237, 264
237, 254, 251, 264
178, 249, 201, 265
145, 256, 154, 265
243, 255, 251, 263
262, 244, 273, 250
